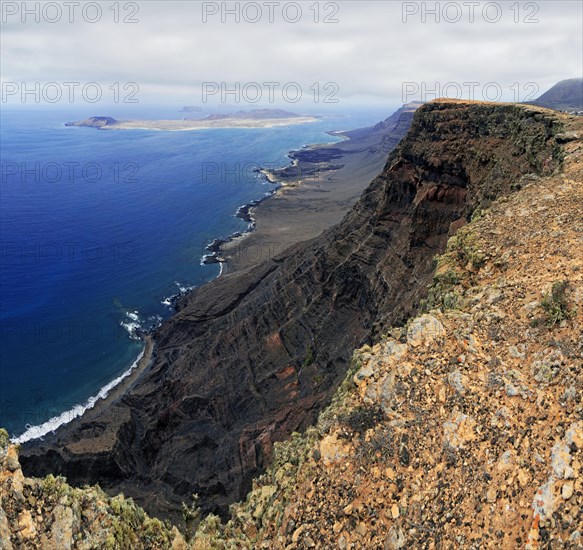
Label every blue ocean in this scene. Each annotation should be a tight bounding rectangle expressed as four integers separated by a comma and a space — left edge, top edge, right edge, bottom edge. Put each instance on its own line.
0, 106, 389, 441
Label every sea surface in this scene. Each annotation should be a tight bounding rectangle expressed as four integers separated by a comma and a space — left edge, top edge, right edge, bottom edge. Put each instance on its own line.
0, 105, 390, 441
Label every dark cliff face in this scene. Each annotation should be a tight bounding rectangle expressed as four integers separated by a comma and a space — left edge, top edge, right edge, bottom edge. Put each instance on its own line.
21, 101, 565, 521
339, 101, 422, 147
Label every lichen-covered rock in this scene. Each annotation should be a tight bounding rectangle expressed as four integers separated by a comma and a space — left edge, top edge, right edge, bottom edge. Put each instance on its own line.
443, 411, 477, 450
0, 433, 183, 549
50, 505, 73, 549
0, 506, 13, 550
319, 433, 351, 466
407, 314, 446, 347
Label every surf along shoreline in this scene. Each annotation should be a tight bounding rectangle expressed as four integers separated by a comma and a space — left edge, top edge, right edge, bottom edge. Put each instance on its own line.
12, 141, 326, 444
12, 139, 306, 444
16, 106, 408, 444
12, 336, 155, 444
199, 129, 353, 274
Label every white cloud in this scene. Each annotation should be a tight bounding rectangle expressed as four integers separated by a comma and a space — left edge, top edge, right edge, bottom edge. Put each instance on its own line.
1, 1, 581, 109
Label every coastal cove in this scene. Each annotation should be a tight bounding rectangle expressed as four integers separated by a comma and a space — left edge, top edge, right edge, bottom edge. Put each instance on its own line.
0, 107, 391, 440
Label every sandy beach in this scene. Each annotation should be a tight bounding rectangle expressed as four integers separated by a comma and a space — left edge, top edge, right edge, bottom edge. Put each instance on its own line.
95, 335, 155, 410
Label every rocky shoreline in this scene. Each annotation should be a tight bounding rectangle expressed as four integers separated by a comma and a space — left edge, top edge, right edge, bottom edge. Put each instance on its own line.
211, 103, 422, 273
200, 184, 279, 268
200, 132, 359, 270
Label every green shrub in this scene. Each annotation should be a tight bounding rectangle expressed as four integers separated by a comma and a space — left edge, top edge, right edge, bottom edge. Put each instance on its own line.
338, 405, 383, 436
540, 281, 576, 327
0, 428, 9, 450
302, 346, 315, 369
41, 474, 70, 499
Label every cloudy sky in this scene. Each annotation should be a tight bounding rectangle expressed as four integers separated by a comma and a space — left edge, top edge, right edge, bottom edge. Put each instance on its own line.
1, 0, 581, 111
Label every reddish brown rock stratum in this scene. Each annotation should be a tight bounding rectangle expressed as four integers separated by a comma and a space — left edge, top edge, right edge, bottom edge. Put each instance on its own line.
19, 101, 579, 537
190, 108, 583, 548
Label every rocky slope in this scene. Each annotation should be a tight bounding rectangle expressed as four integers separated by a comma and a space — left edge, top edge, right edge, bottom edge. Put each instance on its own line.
0, 430, 186, 549
190, 113, 583, 548
21, 101, 569, 524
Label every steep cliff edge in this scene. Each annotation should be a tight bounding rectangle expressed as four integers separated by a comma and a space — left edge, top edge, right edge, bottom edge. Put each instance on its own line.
21, 101, 568, 523
216, 102, 420, 272
190, 117, 583, 548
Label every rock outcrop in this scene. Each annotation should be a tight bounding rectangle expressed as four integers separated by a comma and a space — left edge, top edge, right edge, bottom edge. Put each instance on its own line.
22, 101, 568, 524
64, 116, 118, 128
0, 429, 186, 549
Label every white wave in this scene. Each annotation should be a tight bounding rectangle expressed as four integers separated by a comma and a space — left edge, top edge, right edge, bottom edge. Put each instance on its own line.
147, 314, 163, 330
162, 282, 195, 307
120, 311, 142, 340
11, 348, 145, 444
200, 254, 213, 266
175, 281, 195, 293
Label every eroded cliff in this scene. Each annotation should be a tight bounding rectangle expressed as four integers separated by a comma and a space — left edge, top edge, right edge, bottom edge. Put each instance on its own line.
190, 117, 583, 548
21, 101, 568, 523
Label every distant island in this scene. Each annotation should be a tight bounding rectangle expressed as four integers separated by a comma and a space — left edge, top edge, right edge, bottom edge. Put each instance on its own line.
179, 105, 202, 112
64, 109, 318, 131
195, 108, 308, 121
